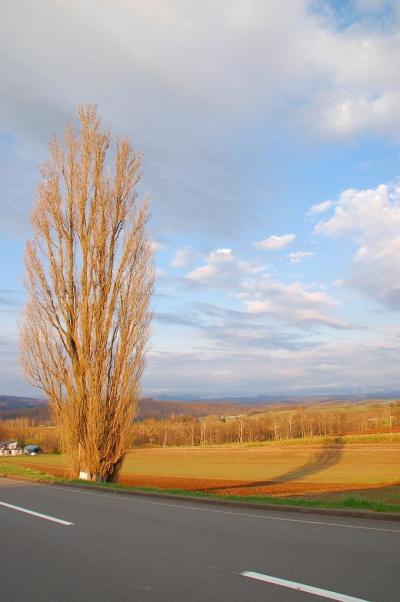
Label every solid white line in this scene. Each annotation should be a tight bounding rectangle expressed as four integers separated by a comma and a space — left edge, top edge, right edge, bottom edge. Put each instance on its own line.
0, 501, 73, 526
242, 571, 371, 602
47, 485, 400, 534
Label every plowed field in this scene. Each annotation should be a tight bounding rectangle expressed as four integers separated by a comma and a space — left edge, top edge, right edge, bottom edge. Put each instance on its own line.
4, 439, 400, 497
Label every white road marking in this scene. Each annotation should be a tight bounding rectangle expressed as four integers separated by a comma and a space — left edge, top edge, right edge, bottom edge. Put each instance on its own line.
242, 571, 371, 602
48, 484, 400, 534
0, 501, 73, 526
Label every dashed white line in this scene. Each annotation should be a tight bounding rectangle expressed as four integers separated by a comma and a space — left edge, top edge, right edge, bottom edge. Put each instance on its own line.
241, 571, 371, 602
0, 501, 73, 526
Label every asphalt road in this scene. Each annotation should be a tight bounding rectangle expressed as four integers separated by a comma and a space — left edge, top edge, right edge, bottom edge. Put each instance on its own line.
0, 477, 399, 602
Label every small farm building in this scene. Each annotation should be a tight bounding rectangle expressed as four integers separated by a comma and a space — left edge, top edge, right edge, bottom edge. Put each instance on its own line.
0, 441, 23, 456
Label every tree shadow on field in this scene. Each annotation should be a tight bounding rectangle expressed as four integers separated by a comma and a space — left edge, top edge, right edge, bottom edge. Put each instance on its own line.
203, 437, 345, 493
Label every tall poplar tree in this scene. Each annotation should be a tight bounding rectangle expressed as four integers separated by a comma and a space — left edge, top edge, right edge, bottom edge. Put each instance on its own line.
21, 106, 153, 482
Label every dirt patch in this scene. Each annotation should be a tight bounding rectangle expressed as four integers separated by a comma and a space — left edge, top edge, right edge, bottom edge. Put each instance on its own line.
15, 459, 398, 499
10, 461, 68, 478
119, 473, 395, 497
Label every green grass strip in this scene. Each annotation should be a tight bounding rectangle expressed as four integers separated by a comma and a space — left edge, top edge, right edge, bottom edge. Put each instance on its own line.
0, 462, 62, 482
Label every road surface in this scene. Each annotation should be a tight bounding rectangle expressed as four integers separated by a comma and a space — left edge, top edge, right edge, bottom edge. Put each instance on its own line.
0, 477, 399, 601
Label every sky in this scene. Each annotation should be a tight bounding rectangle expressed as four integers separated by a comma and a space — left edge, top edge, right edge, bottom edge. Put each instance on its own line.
1, 0, 400, 397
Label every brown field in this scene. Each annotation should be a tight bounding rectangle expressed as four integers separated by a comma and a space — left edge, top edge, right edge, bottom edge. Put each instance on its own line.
4, 437, 400, 500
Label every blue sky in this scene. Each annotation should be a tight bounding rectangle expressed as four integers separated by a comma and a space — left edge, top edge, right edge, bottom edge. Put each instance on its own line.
1, 0, 400, 397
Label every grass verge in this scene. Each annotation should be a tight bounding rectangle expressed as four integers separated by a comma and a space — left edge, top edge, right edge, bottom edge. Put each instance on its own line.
2, 461, 399, 514
0, 461, 61, 482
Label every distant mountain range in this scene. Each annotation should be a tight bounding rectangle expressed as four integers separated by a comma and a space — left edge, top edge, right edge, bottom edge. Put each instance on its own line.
155, 389, 400, 403
1, 390, 399, 423
0, 396, 45, 410
0, 395, 247, 422
0, 396, 49, 421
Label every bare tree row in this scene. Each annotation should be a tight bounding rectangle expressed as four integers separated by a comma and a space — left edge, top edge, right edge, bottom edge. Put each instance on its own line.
130, 403, 400, 447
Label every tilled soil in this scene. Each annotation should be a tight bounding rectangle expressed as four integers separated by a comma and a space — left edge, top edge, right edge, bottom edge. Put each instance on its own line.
12, 460, 397, 498
119, 474, 393, 497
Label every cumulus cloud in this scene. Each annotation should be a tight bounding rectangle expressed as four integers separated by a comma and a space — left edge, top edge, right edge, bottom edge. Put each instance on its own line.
315, 184, 400, 237
311, 91, 400, 140
288, 251, 315, 263
171, 246, 193, 268
307, 200, 333, 216
187, 248, 262, 287
316, 183, 400, 309
255, 233, 296, 250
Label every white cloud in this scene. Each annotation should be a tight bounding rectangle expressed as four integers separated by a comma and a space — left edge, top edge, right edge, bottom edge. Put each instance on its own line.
288, 251, 314, 264
316, 184, 400, 237
242, 276, 351, 329
255, 233, 296, 250
311, 91, 400, 140
143, 331, 400, 396
1, 1, 399, 186
333, 279, 346, 287
187, 249, 261, 287
150, 240, 166, 253
162, 245, 348, 330
316, 183, 400, 309
307, 200, 333, 216
3, 1, 400, 396
171, 246, 193, 268
0, 0, 400, 244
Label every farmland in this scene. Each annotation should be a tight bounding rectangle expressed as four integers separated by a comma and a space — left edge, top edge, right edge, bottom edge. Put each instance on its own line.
2, 398, 399, 504
3, 434, 400, 501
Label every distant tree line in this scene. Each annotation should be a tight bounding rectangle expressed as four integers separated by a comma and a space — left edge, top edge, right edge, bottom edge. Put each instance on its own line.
1, 401, 399, 452
130, 402, 400, 448
0, 418, 60, 452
